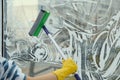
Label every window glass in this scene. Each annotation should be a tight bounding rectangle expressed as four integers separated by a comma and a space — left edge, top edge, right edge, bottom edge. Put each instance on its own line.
4, 0, 120, 79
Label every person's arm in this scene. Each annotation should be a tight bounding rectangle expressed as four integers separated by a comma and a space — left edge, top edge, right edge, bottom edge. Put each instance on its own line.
27, 58, 78, 80
27, 73, 57, 80
0, 57, 77, 80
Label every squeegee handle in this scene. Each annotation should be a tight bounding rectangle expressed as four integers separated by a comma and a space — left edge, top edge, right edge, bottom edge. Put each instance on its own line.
74, 74, 81, 80
43, 26, 81, 80
43, 26, 67, 59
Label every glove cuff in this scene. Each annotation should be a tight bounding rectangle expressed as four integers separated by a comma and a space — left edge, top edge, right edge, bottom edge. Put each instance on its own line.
53, 68, 72, 80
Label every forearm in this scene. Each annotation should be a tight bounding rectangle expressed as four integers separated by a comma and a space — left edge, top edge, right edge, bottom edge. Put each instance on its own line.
27, 73, 58, 80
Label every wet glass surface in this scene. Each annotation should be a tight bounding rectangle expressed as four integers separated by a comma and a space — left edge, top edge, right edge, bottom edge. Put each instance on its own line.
4, 0, 120, 80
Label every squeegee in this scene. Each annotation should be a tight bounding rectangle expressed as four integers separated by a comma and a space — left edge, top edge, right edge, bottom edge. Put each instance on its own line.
29, 9, 81, 80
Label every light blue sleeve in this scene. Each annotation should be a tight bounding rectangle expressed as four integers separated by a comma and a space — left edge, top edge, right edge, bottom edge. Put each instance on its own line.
0, 57, 26, 80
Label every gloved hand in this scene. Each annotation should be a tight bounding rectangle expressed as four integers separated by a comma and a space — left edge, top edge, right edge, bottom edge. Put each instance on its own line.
53, 58, 78, 80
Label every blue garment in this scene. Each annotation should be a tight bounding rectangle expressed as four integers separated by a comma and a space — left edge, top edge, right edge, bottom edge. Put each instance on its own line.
0, 57, 26, 80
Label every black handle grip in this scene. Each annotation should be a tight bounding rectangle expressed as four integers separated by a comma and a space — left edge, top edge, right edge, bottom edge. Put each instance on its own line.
74, 73, 81, 80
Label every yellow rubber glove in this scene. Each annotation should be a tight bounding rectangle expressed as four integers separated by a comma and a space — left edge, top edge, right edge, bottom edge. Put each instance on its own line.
53, 58, 78, 80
